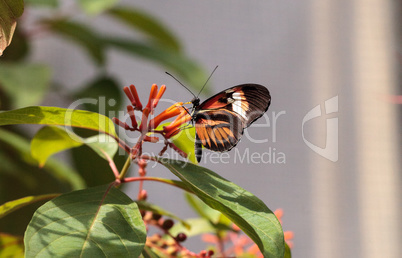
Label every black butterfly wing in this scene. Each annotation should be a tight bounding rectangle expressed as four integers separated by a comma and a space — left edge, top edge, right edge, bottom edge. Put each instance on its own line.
195, 109, 244, 151
193, 84, 271, 162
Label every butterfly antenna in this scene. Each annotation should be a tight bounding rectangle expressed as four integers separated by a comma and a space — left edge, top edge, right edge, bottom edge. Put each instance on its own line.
196, 65, 219, 98
165, 71, 196, 98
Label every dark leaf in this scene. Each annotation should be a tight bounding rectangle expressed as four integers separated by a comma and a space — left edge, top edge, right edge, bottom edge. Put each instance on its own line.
42, 19, 106, 65
158, 158, 285, 257
24, 185, 146, 257
0, 63, 51, 108
105, 38, 209, 95
108, 7, 181, 51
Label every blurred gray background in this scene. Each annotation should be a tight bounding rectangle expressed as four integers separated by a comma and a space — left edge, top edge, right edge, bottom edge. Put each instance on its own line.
32, 0, 401, 257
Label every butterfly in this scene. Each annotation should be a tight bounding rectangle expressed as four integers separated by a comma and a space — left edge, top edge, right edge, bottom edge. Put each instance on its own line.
189, 84, 271, 162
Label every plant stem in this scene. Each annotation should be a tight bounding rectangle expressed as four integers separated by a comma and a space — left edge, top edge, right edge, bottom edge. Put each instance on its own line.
119, 156, 132, 180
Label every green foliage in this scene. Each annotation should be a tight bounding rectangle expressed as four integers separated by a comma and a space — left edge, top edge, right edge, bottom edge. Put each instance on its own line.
72, 76, 123, 115
170, 217, 220, 238
0, 106, 117, 137
42, 19, 106, 65
0, 128, 85, 191
0, 233, 24, 257
24, 185, 146, 257
0, 194, 59, 219
79, 0, 118, 15
171, 126, 198, 163
31, 126, 118, 166
0, 2, 290, 257
108, 7, 181, 51
184, 192, 222, 224
106, 38, 208, 92
24, 0, 58, 7
0, 128, 84, 236
158, 158, 285, 257
285, 242, 292, 258
0, 63, 51, 108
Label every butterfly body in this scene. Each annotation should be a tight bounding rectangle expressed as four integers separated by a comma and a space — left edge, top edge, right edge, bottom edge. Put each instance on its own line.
190, 84, 271, 162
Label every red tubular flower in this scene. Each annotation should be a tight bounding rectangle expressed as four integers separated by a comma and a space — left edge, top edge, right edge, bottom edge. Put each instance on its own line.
152, 84, 166, 108
144, 135, 159, 143
123, 86, 136, 107
145, 84, 158, 111
129, 84, 142, 110
114, 84, 191, 159
112, 117, 131, 130
274, 208, 284, 223
163, 112, 192, 138
148, 102, 184, 130
126, 105, 138, 129
168, 142, 187, 158
139, 84, 158, 132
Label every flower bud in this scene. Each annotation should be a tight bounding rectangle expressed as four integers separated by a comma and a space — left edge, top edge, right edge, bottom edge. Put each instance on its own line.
161, 219, 174, 230
175, 233, 187, 242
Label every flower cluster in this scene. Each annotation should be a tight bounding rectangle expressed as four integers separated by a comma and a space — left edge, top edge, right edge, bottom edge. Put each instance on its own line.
142, 211, 214, 257
112, 84, 192, 159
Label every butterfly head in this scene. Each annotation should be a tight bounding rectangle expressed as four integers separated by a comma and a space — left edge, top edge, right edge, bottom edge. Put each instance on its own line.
191, 97, 200, 108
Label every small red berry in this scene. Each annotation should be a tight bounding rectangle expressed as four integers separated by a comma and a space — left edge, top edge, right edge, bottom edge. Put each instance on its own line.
175, 233, 187, 242
151, 213, 162, 221
162, 219, 174, 230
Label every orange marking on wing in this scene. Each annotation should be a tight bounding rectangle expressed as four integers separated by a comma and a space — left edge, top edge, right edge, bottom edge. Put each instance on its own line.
206, 102, 229, 109
199, 117, 229, 127
215, 128, 231, 147
223, 127, 235, 139
206, 127, 217, 147
217, 127, 228, 139
196, 126, 208, 147
203, 127, 212, 147
213, 127, 223, 143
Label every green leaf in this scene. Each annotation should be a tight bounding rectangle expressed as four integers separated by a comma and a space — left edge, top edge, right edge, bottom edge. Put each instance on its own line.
0, 63, 51, 108
0, 106, 117, 137
0, 128, 85, 190
0, 194, 59, 219
184, 192, 220, 223
24, 185, 147, 257
84, 134, 119, 160
31, 126, 118, 167
79, 0, 118, 15
136, 200, 190, 229
158, 158, 285, 257
0, 233, 24, 257
171, 126, 197, 163
105, 38, 209, 95
169, 217, 216, 238
108, 7, 181, 51
25, 0, 58, 7
0, 0, 24, 56
42, 19, 105, 65
284, 242, 292, 258
31, 126, 82, 166
152, 122, 196, 163
141, 246, 160, 258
